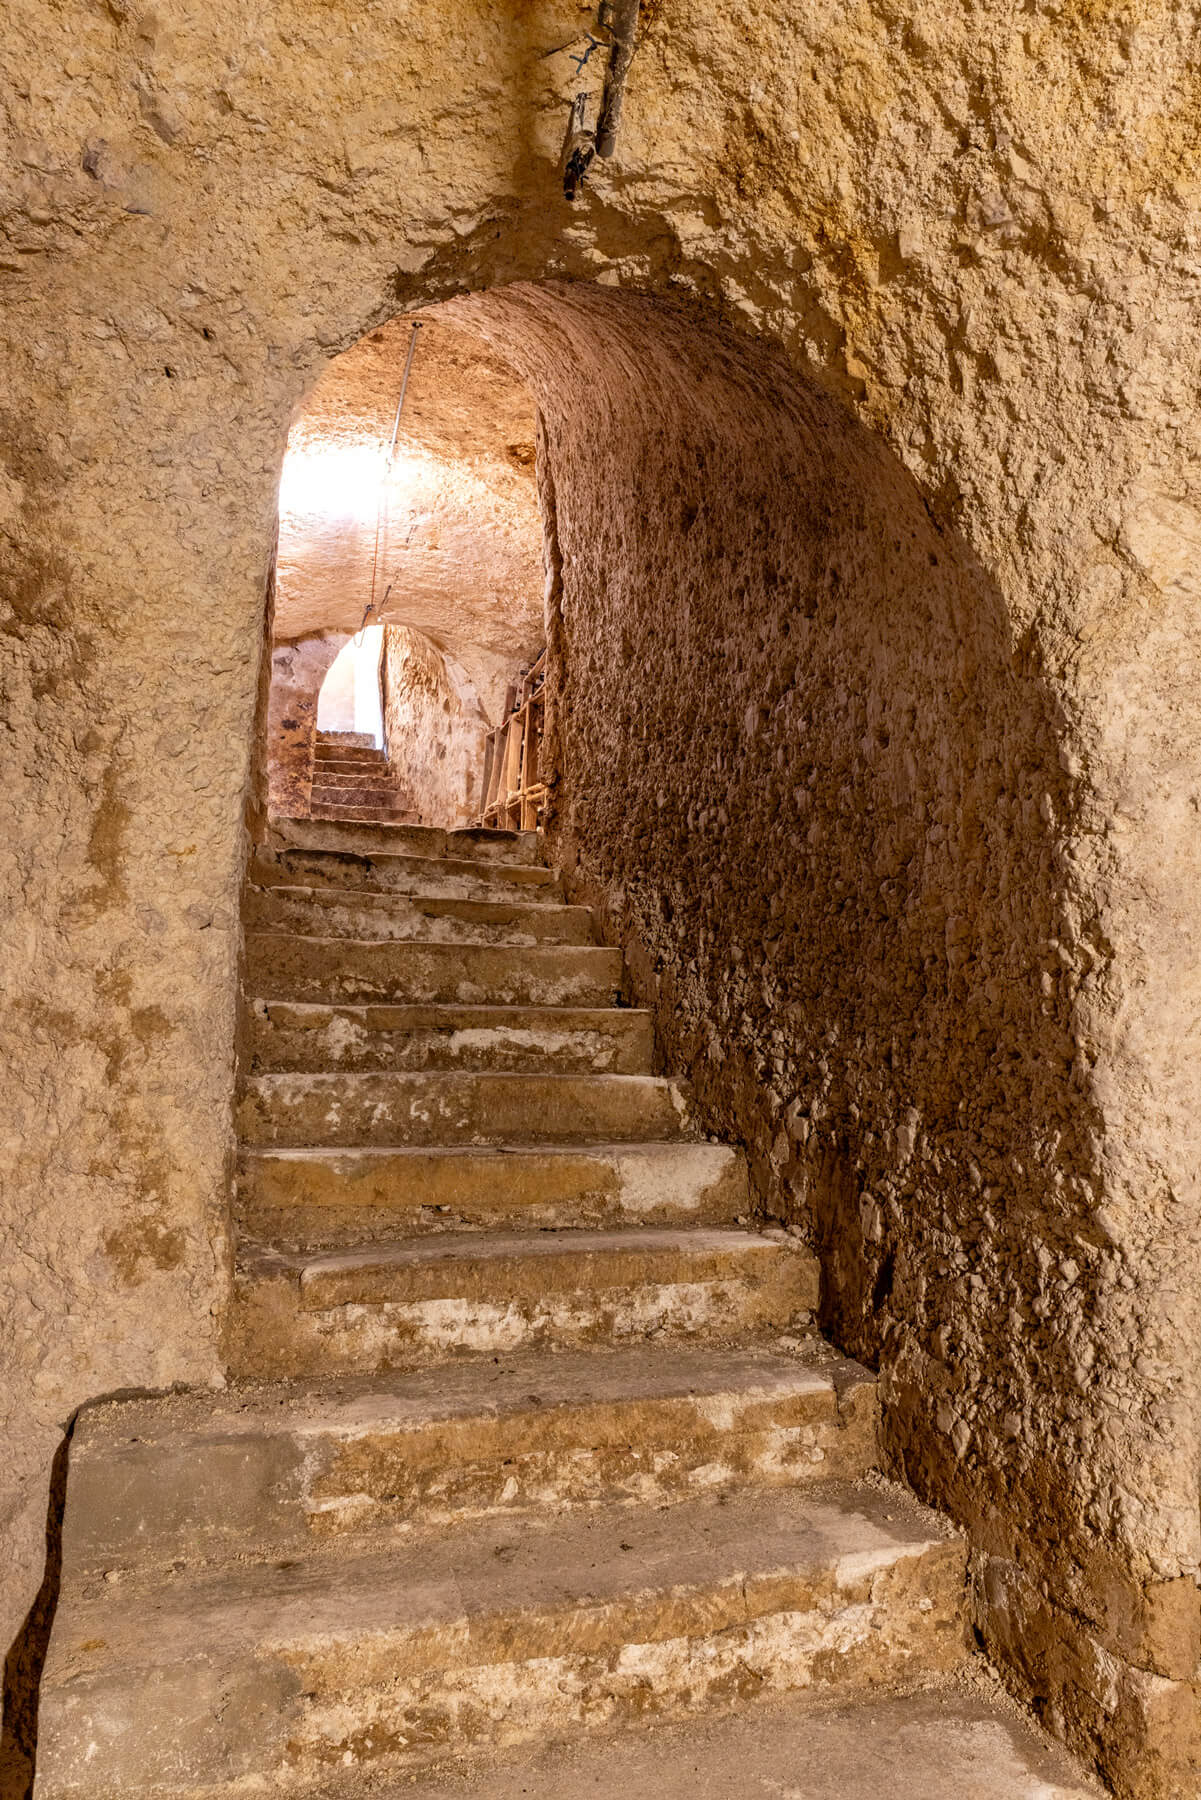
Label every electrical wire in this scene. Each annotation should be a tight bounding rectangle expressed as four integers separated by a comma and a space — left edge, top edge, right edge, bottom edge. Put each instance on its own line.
364, 319, 424, 638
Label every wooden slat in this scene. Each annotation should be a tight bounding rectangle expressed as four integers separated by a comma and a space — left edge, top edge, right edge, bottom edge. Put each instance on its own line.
476, 650, 548, 831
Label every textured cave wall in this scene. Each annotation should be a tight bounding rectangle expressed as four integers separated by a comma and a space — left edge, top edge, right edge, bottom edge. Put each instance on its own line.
266, 634, 347, 820
3, 0, 1200, 1790
448, 283, 1201, 1797
380, 625, 489, 828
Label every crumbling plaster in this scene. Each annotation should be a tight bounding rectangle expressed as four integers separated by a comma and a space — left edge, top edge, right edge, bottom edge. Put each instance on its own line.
2, 0, 1200, 1793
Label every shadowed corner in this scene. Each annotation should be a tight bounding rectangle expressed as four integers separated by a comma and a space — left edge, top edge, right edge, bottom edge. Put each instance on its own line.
1, 1431, 72, 1800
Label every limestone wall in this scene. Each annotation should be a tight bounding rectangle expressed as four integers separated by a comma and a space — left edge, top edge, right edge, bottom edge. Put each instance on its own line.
266, 634, 347, 819
462, 283, 1199, 1797
380, 625, 489, 828
3, 0, 1200, 1790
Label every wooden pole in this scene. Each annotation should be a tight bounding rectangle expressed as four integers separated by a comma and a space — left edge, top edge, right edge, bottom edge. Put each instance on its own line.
596, 0, 639, 158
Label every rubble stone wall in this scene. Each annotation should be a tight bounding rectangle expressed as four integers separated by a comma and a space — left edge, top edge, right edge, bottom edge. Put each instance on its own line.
465, 283, 1199, 1799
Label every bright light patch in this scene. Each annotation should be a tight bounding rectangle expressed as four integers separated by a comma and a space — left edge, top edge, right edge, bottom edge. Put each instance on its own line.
317, 626, 385, 747
278, 440, 388, 522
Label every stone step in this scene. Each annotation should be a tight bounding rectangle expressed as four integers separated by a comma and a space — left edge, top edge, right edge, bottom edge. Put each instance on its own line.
247, 1001, 655, 1075
244, 934, 624, 1007
269, 817, 543, 864
37, 1481, 968, 1795
310, 758, 391, 775
308, 773, 391, 788
310, 784, 403, 810
237, 1071, 691, 1149
309, 756, 390, 770
316, 730, 377, 750
236, 1140, 747, 1244
286, 1689, 1107, 1800
251, 846, 563, 902
307, 793, 401, 812
309, 771, 397, 788
60, 1344, 879, 1576
227, 1226, 819, 1378
244, 884, 597, 946
306, 777, 390, 792
309, 801, 420, 823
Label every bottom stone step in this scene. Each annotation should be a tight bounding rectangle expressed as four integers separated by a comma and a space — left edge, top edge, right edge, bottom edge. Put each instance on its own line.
60, 1342, 878, 1574
227, 1226, 818, 1378
392, 1686, 1104, 1800
37, 1482, 969, 1796
309, 803, 419, 823
236, 1140, 747, 1244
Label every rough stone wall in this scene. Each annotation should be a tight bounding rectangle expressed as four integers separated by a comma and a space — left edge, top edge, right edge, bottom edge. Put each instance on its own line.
380, 625, 489, 828
266, 635, 347, 820
3, 0, 1200, 1791
452, 283, 1201, 1798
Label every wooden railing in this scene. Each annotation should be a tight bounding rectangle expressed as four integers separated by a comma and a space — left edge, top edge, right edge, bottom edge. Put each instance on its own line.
478, 650, 547, 831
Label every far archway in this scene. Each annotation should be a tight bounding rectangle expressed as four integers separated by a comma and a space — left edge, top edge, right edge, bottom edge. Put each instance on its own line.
263, 318, 544, 829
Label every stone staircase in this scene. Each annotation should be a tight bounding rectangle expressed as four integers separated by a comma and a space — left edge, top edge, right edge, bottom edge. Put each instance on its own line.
309, 730, 414, 824
33, 823, 1099, 1798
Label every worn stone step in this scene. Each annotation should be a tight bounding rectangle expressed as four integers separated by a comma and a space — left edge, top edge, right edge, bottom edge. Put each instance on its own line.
247, 1001, 654, 1075
308, 775, 398, 794
309, 774, 391, 789
60, 1344, 879, 1576
227, 1226, 819, 1378
309, 801, 420, 823
312, 758, 386, 771
269, 817, 543, 865
297, 1688, 1106, 1800
39, 1480, 967, 1796
310, 760, 391, 777
308, 775, 391, 791
244, 885, 597, 946
316, 730, 377, 750
309, 767, 385, 775
307, 795, 402, 813
244, 934, 623, 1007
237, 1071, 691, 1150
38, 1482, 967, 1795
310, 784, 403, 810
236, 1141, 747, 1244
251, 846, 563, 903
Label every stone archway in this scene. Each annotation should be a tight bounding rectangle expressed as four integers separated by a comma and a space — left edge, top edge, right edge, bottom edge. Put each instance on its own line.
2, 113, 1198, 1787
231, 274, 1200, 1791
